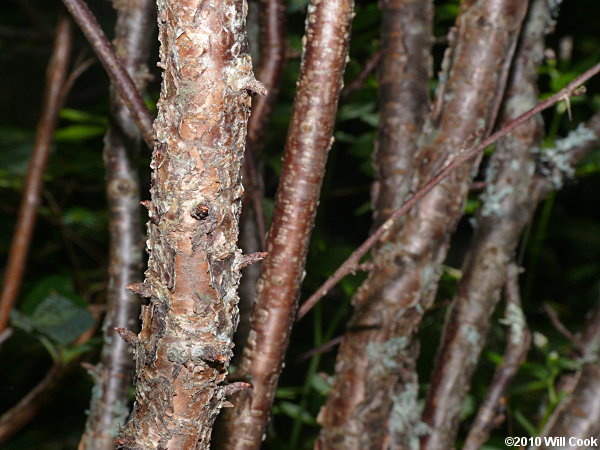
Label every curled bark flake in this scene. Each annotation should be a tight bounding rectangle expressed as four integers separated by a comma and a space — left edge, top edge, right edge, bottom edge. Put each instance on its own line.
126, 282, 154, 298
239, 251, 268, 269
115, 327, 139, 346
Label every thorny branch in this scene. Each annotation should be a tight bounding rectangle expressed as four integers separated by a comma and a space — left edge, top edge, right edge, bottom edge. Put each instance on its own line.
298, 59, 600, 321
61, 0, 154, 148
0, 12, 72, 335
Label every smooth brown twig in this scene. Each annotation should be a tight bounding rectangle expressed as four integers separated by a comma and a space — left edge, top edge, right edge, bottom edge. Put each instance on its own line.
61, 0, 154, 148
297, 59, 600, 321
0, 12, 73, 334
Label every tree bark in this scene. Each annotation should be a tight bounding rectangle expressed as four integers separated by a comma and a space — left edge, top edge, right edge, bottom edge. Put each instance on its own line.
79, 1, 154, 448
317, 1, 433, 447
116, 1, 259, 448
218, 0, 354, 448
422, 1, 549, 447
234, 0, 288, 362
318, 1, 527, 448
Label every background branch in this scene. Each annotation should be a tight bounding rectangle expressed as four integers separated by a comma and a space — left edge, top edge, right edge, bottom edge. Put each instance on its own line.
218, 0, 354, 447
61, 0, 154, 148
0, 11, 72, 334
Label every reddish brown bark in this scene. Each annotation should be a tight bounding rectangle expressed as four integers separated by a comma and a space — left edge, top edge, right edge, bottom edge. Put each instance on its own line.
316, 1, 433, 447
235, 0, 288, 361
422, 1, 549, 447
0, 12, 72, 334
218, 0, 354, 447
116, 1, 259, 448
318, 1, 527, 448
78, 1, 154, 448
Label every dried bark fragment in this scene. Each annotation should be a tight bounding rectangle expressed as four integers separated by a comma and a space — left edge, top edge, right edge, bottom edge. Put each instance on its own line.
79, 2, 153, 448
117, 1, 256, 448
316, 2, 433, 448
318, 1, 527, 448
217, 0, 354, 448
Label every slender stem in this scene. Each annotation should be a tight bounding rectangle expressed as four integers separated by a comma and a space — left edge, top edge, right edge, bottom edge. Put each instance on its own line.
298, 59, 600, 321
61, 0, 154, 148
463, 264, 531, 450
217, 0, 355, 447
0, 12, 72, 334
78, 0, 153, 448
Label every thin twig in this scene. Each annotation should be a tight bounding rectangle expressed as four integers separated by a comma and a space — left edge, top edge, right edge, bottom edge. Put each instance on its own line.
294, 335, 343, 364
0, 12, 73, 334
297, 59, 600, 320
543, 303, 583, 349
340, 49, 382, 101
61, 0, 154, 148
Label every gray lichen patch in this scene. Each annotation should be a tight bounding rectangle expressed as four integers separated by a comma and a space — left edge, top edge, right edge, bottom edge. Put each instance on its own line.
366, 336, 408, 373
537, 123, 597, 188
389, 383, 430, 450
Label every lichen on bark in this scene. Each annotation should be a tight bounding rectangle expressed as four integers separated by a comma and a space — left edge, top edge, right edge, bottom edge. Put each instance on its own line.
117, 1, 258, 448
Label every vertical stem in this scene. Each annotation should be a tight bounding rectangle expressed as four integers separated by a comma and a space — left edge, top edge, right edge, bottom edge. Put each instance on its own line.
235, 0, 288, 360
316, 1, 434, 447
422, 1, 550, 447
218, 1, 354, 448
0, 12, 72, 334
116, 0, 258, 448
79, 1, 154, 448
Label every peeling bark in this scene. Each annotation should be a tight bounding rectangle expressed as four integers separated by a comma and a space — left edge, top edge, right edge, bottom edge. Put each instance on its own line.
79, 1, 154, 448
218, 0, 354, 447
422, 1, 549, 448
317, 1, 433, 448
116, 1, 257, 448
318, 1, 527, 448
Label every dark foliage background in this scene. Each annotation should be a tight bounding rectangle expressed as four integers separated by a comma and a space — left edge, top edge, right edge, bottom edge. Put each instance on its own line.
0, 0, 598, 448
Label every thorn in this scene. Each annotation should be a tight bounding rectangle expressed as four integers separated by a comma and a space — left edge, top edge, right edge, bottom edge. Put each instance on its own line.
222, 400, 235, 408
127, 282, 154, 298
115, 327, 138, 346
240, 252, 268, 269
223, 381, 252, 397
80, 362, 97, 374
140, 200, 152, 210
242, 78, 268, 96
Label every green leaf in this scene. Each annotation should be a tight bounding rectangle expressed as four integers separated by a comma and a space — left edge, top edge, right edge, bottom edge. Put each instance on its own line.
53, 125, 106, 142
21, 275, 84, 314
59, 108, 107, 125
513, 409, 537, 437
29, 294, 94, 346
310, 373, 331, 396
276, 401, 316, 425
